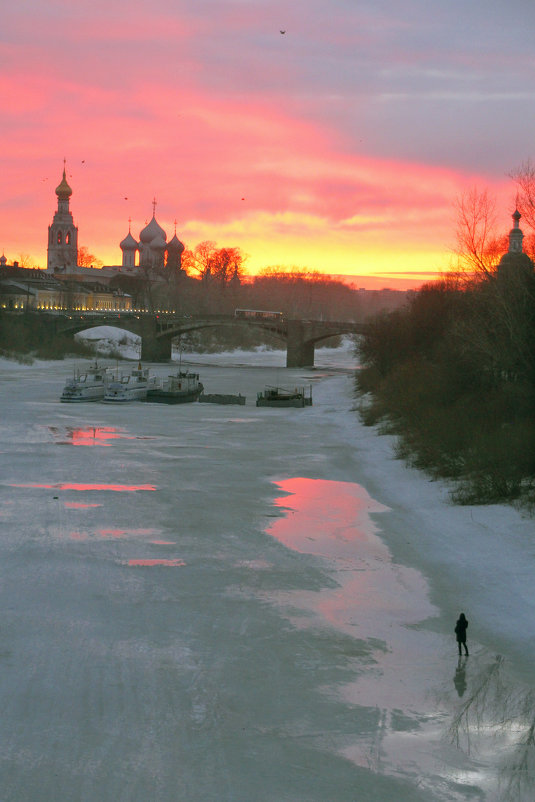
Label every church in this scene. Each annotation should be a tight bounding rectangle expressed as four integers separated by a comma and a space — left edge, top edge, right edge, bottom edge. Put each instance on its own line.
45, 163, 185, 279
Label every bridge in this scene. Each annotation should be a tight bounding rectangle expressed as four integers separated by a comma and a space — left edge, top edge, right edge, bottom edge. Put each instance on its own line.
47, 312, 366, 367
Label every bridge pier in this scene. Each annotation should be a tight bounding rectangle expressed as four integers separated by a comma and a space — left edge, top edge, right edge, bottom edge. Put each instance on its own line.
286, 320, 315, 368
139, 318, 172, 362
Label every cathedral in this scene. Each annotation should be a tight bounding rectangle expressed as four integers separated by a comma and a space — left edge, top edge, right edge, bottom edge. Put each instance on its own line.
119, 202, 185, 274
46, 164, 185, 278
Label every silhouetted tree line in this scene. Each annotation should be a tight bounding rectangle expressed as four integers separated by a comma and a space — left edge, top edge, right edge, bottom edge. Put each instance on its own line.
148, 254, 407, 319
129, 253, 408, 351
356, 270, 535, 506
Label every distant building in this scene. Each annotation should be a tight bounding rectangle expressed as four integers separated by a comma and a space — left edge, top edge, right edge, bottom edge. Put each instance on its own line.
1, 164, 188, 312
497, 209, 535, 279
0, 264, 132, 312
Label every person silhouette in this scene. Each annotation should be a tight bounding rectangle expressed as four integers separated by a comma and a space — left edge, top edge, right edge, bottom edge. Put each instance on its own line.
455, 612, 469, 656
453, 656, 467, 697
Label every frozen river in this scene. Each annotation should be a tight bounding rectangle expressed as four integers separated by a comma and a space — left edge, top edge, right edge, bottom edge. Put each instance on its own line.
1, 342, 534, 801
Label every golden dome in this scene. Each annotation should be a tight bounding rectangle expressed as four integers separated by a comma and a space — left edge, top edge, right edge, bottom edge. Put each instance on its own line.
55, 168, 72, 200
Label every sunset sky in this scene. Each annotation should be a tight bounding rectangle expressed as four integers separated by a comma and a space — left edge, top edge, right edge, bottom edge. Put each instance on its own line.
2, 0, 534, 288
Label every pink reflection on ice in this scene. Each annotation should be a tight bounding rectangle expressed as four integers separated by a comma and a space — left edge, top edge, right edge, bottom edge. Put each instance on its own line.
99, 528, 127, 538
69, 532, 88, 540
267, 477, 387, 559
98, 528, 161, 539
127, 559, 186, 567
48, 426, 137, 446
69, 427, 132, 446
11, 483, 156, 492
265, 479, 434, 644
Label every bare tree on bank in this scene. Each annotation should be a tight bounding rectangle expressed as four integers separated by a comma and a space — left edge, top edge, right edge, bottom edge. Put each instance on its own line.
453, 187, 506, 279
510, 159, 535, 258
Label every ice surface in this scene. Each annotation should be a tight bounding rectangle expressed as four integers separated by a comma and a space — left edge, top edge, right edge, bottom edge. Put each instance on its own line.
0, 338, 534, 801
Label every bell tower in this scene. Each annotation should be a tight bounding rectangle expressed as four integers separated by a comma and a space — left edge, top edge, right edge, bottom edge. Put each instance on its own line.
47, 160, 79, 272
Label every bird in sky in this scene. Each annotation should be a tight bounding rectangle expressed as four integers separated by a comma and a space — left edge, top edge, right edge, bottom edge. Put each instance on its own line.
280, 30, 286, 34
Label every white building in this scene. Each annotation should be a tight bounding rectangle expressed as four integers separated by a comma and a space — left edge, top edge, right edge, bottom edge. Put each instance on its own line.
46, 166, 185, 279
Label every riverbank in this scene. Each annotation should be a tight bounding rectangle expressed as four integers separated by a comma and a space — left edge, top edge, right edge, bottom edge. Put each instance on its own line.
329, 387, 535, 681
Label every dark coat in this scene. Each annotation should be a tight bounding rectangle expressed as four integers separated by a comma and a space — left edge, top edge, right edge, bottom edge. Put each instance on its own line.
455, 614, 468, 643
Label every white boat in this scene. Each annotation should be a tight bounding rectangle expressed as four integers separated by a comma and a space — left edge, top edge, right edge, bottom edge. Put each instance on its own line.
103, 363, 157, 402
60, 361, 114, 403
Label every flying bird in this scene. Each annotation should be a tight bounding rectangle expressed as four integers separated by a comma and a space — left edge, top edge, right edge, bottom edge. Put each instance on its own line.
280, 30, 286, 34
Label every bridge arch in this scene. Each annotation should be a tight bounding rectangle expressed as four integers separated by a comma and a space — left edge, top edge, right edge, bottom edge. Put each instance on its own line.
45, 312, 364, 366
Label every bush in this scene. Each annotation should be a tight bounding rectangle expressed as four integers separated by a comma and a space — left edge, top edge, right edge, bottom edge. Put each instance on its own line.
355, 276, 535, 507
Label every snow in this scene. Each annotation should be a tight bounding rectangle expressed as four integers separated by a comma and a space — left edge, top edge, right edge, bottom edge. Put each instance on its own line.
0, 334, 534, 801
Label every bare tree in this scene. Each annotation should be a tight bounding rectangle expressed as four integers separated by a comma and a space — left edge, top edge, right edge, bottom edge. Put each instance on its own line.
447, 654, 535, 801
453, 187, 506, 278
182, 241, 246, 287
510, 159, 535, 231
17, 253, 37, 269
78, 246, 103, 268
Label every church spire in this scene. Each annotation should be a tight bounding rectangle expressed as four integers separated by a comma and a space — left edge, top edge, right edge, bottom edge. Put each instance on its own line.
47, 160, 78, 272
508, 209, 524, 254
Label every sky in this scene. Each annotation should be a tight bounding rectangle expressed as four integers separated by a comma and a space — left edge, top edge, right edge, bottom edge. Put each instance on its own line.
1, 0, 534, 289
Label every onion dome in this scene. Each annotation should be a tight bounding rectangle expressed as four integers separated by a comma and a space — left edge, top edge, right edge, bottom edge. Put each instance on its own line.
167, 233, 185, 254
55, 167, 72, 200
139, 215, 167, 244
120, 231, 138, 251
149, 234, 167, 251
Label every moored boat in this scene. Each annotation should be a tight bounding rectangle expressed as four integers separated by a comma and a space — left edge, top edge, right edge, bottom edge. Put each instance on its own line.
60, 361, 114, 402
146, 371, 204, 404
103, 363, 157, 402
256, 385, 312, 408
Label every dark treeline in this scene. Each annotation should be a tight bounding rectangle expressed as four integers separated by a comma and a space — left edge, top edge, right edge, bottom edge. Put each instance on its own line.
139, 264, 408, 351
147, 264, 407, 321
356, 269, 535, 506
0, 312, 95, 361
